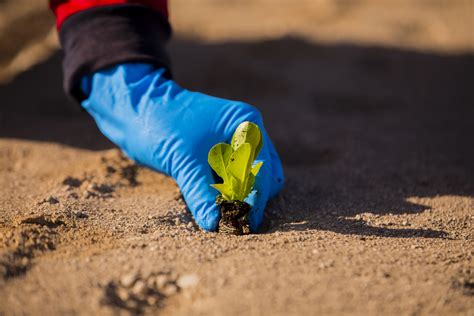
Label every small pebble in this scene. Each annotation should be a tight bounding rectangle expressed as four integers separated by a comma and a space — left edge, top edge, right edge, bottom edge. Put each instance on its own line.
147, 296, 158, 305
154, 275, 169, 290
120, 272, 138, 287
177, 274, 200, 289
161, 283, 178, 296
116, 287, 130, 301
131, 280, 147, 295
147, 277, 156, 288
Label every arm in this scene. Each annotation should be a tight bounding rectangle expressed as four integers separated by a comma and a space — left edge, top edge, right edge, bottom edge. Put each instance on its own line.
50, 0, 284, 232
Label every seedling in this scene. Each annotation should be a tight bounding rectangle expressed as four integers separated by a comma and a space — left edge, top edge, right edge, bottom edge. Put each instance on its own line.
208, 121, 263, 234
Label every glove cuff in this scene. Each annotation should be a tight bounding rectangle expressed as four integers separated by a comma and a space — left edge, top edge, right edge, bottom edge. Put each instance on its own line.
59, 4, 172, 101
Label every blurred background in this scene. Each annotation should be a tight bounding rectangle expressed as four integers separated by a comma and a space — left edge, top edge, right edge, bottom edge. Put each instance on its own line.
1, 0, 472, 131
1, 0, 472, 84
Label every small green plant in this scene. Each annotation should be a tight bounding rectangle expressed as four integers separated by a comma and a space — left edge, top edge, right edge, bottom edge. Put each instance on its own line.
208, 121, 263, 202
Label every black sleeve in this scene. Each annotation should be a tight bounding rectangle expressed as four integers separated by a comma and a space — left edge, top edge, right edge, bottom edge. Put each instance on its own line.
59, 4, 172, 101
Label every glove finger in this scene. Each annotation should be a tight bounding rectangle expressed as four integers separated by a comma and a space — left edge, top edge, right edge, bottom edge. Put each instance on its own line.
245, 145, 273, 232
174, 159, 220, 232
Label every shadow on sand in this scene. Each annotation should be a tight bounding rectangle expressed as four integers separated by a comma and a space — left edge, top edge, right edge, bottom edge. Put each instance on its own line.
1, 36, 473, 238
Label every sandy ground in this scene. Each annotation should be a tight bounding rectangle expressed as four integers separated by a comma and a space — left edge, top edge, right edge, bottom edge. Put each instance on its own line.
1, 1, 473, 315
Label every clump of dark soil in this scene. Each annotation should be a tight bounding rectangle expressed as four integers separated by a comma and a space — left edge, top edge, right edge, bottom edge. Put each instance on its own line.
102, 270, 199, 314
62, 176, 83, 188
101, 152, 139, 186
38, 196, 60, 205
0, 226, 56, 278
19, 214, 65, 228
452, 268, 474, 296
216, 196, 251, 235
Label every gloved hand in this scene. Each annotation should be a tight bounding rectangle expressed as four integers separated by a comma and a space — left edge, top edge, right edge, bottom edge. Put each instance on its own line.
80, 63, 284, 232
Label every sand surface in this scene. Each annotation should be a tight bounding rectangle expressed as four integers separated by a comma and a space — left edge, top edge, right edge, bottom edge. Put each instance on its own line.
1, 1, 473, 315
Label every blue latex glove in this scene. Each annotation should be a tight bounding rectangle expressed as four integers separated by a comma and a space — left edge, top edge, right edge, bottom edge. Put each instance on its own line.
80, 63, 284, 232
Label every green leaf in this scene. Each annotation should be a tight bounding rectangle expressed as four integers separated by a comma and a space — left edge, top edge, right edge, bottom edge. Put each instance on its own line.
208, 143, 233, 182
231, 121, 263, 162
208, 121, 265, 202
251, 161, 263, 176
229, 173, 241, 201
243, 173, 255, 199
210, 183, 233, 200
226, 143, 252, 200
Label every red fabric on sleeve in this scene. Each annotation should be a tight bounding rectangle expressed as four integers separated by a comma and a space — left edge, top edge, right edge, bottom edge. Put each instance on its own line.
50, 0, 168, 29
